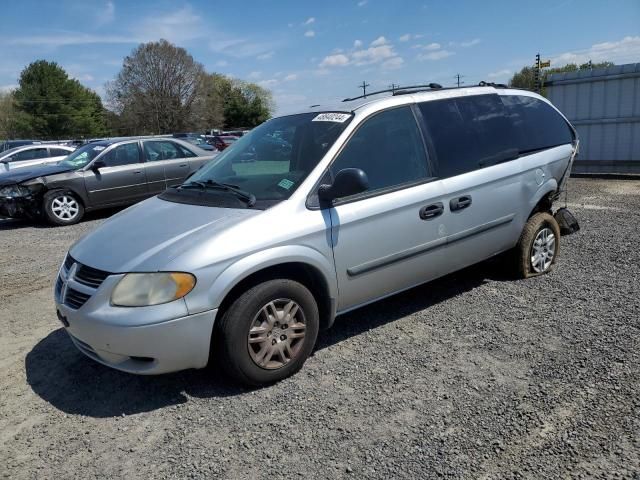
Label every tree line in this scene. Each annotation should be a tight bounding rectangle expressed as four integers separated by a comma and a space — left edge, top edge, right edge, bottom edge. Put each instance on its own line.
508, 61, 614, 93
0, 39, 273, 140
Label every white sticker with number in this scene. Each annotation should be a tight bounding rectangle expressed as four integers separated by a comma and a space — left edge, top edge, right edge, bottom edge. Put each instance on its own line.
312, 112, 351, 123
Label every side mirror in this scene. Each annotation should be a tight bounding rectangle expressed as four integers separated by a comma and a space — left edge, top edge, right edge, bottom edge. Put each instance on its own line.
91, 159, 106, 171
318, 168, 369, 203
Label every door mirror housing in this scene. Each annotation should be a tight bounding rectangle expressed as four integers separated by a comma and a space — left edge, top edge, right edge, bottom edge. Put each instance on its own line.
91, 159, 106, 171
318, 168, 369, 204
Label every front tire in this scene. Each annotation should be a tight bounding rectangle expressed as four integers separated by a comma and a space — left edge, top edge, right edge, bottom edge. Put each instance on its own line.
516, 212, 561, 278
43, 190, 84, 226
215, 279, 319, 387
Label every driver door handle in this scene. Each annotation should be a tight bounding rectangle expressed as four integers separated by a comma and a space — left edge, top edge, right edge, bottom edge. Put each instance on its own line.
419, 202, 444, 220
450, 195, 472, 211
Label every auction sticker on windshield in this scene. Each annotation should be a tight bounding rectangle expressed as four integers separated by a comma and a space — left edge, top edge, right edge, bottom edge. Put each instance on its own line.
312, 113, 351, 123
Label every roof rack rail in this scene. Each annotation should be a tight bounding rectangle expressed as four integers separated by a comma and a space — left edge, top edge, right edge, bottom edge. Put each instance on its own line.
392, 83, 443, 96
478, 81, 509, 88
342, 83, 442, 102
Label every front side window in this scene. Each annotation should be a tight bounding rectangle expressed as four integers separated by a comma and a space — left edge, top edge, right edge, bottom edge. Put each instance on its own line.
12, 147, 48, 161
59, 143, 106, 169
102, 143, 141, 167
419, 94, 517, 178
164, 112, 352, 207
501, 95, 574, 153
328, 106, 429, 196
50, 148, 71, 157
143, 141, 183, 162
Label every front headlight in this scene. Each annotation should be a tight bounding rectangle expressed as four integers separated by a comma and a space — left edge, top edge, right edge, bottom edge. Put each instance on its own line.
111, 272, 196, 307
0, 184, 31, 198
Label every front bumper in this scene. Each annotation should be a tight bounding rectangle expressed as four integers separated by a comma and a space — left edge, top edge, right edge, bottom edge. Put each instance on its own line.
56, 302, 218, 374
0, 196, 39, 218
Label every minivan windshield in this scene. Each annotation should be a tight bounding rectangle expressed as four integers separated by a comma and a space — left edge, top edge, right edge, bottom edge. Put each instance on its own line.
58, 143, 107, 169
165, 112, 353, 208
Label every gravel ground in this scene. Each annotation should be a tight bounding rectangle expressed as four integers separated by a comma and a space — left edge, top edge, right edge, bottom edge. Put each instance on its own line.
1, 178, 639, 479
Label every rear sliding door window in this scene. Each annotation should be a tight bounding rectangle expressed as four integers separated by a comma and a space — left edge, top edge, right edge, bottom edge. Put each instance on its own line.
418, 94, 517, 178
501, 95, 574, 154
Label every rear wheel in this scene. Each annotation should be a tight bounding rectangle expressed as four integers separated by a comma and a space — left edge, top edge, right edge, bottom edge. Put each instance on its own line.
515, 212, 561, 278
43, 191, 84, 226
215, 279, 319, 387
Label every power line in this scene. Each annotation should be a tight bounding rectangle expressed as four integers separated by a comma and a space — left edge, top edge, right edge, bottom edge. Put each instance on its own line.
388, 83, 400, 93
454, 73, 465, 87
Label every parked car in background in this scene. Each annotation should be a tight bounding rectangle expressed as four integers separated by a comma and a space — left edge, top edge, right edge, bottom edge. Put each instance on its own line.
52, 85, 578, 386
0, 140, 43, 153
183, 136, 215, 151
0, 137, 214, 225
208, 135, 238, 151
1, 145, 75, 172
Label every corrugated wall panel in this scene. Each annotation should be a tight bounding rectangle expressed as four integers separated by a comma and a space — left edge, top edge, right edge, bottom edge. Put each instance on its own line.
545, 63, 640, 174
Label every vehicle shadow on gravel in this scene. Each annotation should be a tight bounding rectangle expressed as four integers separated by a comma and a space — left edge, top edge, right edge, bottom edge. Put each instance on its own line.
25, 328, 248, 417
25, 257, 511, 418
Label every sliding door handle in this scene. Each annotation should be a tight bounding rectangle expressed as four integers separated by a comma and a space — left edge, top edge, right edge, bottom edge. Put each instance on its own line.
450, 195, 472, 211
419, 202, 444, 220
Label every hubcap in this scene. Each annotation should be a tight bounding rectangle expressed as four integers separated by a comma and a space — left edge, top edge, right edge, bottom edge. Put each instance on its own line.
51, 195, 79, 221
531, 227, 555, 273
247, 298, 306, 370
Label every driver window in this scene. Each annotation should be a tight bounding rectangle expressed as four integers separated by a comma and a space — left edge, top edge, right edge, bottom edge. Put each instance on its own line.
329, 106, 429, 194
102, 143, 141, 167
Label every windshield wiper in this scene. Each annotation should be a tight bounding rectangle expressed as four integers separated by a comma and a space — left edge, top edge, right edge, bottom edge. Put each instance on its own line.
177, 180, 256, 207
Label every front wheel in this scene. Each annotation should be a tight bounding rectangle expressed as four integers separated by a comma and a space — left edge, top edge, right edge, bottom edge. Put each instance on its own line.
43, 191, 84, 226
515, 212, 561, 278
214, 279, 319, 387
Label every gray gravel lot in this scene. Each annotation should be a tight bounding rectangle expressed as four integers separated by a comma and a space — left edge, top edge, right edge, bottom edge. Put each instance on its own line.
1, 178, 639, 479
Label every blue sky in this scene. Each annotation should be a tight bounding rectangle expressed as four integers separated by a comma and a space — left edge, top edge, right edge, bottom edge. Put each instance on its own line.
1, 0, 639, 115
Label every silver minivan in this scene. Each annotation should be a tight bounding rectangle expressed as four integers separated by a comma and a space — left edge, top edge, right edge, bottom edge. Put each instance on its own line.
54, 85, 578, 386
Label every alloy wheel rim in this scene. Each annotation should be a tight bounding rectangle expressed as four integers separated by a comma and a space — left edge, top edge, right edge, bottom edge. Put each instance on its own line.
51, 196, 79, 221
247, 298, 306, 370
531, 227, 555, 273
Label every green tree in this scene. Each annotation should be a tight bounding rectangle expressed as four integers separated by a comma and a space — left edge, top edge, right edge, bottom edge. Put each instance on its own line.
107, 39, 206, 134
509, 61, 615, 94
13, 60, 107, 139
0, 91, 21, 139
219, 77, 273, 128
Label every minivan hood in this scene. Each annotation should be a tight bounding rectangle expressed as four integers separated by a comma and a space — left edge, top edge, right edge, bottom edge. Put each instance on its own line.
0, 164, 74, 186
70, 196, 260, 272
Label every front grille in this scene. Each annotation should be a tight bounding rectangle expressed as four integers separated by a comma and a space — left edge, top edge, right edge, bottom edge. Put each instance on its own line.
75, 264, 110, 289
64, 287, 91, 310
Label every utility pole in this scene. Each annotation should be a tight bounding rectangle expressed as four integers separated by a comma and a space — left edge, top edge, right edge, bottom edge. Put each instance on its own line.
389, 83, 400, 93
359, 81, 370, 97
454, 74, 465, 87
534, 53, 541, 93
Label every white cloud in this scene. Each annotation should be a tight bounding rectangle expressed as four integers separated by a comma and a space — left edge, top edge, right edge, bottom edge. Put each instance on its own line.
215, 60, 229, 67
551, 35, 640, 66
256, 51, 275, 60
353, 44, 395, 65
284, 73, 298, 81
319, 53, 350, 67
248, 71, 262, 79
370, 36, 388, 47
357, 0, 368, 6
487, 69, 512, 79
258, 79, 278, 88
460, 38, 481, 47
381, 57, 404, 70
418, 50, 455, 61
138, 6, 204, 44
303, 17, 315, 25
424, 42, 441, 51
305, 30, 316, 38
399, 34, 411, 42
8, 32, 135, 47
354, 39, 363, 48
97, 1, 115, 25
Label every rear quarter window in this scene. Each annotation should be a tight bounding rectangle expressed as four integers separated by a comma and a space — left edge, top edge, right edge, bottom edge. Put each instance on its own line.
501, 95, 574, 153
